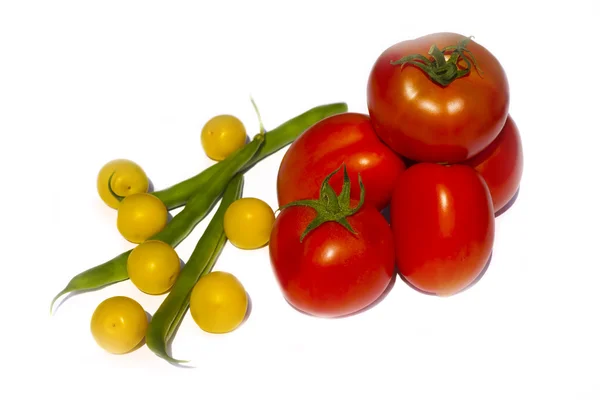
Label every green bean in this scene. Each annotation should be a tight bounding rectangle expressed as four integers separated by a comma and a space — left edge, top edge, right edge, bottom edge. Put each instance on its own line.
153, 102, 348, 210
146, 174, 244, 364
50, 133, 264, 313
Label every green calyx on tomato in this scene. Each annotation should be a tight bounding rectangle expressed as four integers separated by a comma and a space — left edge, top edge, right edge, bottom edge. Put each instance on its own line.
108, 172, 125, 202
390, 35, 483, 87
279, 163, 365, 242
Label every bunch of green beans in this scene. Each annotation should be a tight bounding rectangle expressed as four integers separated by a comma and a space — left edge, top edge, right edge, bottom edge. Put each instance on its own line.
146, 174, 244, 364
49, 102, 348, 313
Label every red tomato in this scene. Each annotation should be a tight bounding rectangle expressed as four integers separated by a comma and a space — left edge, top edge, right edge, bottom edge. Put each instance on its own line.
277, 112, 406, 211
269, 166, 395, 317
367, 32, 510, 163
463, 114, 523, 214
390, 163, 495, 296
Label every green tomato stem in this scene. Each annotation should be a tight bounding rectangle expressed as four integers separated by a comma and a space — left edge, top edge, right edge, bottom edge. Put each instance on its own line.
279, 163, 365, 242
390, 36, 483, 87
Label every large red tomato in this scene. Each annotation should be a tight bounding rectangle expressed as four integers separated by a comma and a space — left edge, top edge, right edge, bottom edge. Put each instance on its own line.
277, 112, 406, 211
367, 32, 510, 164
390, 163, 495, 296
463, 114, 523, 214
269, 166, 395, 318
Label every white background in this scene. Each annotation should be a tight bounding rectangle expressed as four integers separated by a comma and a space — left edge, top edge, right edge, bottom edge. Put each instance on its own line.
2, 0, 599, 399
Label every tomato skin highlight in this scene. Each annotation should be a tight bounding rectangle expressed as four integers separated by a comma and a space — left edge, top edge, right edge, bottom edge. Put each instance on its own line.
269, 201, 395, 318
390, 163, 495, 296
367, 32, 510, 163
463, 114, 523, 214
277, 112, 406, 211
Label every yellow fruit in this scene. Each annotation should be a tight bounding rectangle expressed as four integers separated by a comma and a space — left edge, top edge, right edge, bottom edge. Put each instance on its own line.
117, 193, 168, 244
223, 197, 275, 249
90, 296, 148, 355
189, 271, 248, 334
127, 240, 181, 295
97, 159, 149, 209
201, 115, 247, 161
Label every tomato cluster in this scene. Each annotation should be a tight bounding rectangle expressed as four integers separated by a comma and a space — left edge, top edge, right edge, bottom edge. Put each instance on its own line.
269, 32, 523, 318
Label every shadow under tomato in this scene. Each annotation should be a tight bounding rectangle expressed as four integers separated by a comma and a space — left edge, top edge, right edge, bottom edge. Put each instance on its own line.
401, 156, 418, 168
494, 187, 520, 218
398, 273, 437, 296
147, 178, 155, 193
119, 311, 153, 355
397, 251, 494, 297
380, 205, 391, 224
337, 272, 397, 318
167, 211, 175, 224
127, 338, 147, 354
241, 291, 253, 325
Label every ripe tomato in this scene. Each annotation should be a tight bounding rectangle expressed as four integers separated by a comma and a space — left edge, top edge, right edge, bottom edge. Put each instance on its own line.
463, 114, 523, 214
117, 193, 168, 244
201, 114, 247, 161
90, 296, 148, 354
390, 163, 495, 296
97, 159, 148, 209
189, 271, 248, 334
276, 112, 406, 211
224, 197, 275, 250
127, 240, 181, 295
367, 32, 510, 163
269, 165, 395, 317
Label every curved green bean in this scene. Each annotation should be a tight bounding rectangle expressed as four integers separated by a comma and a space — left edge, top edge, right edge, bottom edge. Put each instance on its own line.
50, 134, 264, 313
153, 102, 348, 210
146, 174, 244, 364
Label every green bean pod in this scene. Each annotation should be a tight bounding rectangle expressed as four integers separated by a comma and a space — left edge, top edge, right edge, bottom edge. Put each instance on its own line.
50, 133, 265, 313
146, 174, 244, 364
153, 102, 348, 210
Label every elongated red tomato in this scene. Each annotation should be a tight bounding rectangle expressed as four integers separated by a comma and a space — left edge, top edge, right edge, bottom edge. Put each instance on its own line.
277, 112, 406, 211
270, 166, 395, 317
391, 163, 494, 296
463, 114, 523, 214
367, 32, 510, 163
